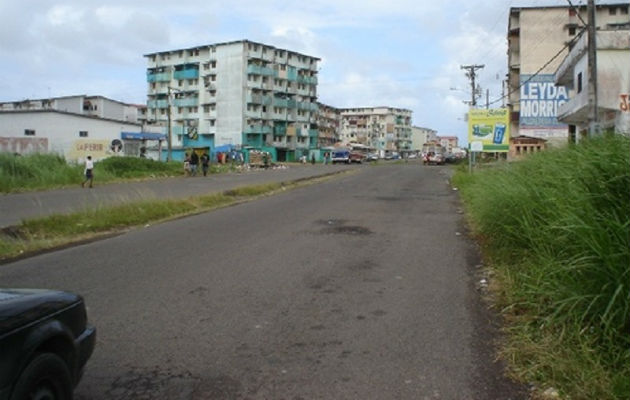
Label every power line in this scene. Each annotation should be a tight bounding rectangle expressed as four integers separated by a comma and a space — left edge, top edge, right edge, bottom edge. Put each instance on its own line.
566, 0, 588, 26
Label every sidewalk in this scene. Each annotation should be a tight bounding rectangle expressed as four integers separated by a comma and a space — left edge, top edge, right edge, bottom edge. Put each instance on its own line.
0, 164, 358, 228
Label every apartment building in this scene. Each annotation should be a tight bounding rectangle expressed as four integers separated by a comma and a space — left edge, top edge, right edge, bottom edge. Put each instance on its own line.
410, 126, 437, 152
316, 102, 341, 147
339, 107, 412, 156
438, 135, 458, 154
144, 40, 320, 162
555, 29, 630, 138
507, 3, 629, 145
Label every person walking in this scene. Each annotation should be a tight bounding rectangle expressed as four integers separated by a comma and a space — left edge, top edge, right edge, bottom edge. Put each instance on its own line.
81, 155, 94, 188
201, 151, 210, 176
189, 151, 199, 176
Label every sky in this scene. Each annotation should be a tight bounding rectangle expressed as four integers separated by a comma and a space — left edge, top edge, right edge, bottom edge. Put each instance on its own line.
0, 0, 623, 146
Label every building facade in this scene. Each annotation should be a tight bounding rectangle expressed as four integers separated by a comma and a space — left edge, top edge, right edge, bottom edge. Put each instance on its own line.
316, 102, 341, 148
555, 29, 630, 139
0, 95, 161, 161
410, 126, 437, 153
437, 135, 458, 154
339, 107, 412, 156
145, 40, 320, 162
507, 3, 629, 145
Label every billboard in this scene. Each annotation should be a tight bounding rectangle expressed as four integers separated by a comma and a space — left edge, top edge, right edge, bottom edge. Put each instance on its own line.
468, 108, 510, 152
520, 74, 569, 138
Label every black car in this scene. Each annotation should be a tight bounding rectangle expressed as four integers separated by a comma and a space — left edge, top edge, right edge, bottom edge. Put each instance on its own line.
0, 289, 96, 400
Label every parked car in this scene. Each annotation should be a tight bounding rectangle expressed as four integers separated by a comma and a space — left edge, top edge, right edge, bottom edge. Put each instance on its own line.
349, 151, 366, 164
331, 149, 350, 164
0, 289, 96, 400
428, 152, 445, 165
385, 152, 400, 160
366, 153, 379, 161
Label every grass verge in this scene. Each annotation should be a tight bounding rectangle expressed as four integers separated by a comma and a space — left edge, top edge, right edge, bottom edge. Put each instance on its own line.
0, 182, 290, 262
452, 135, 630, 399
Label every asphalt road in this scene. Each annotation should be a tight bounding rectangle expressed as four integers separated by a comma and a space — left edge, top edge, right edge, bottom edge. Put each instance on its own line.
0, 164, 355, 228
0, 163, 526, 399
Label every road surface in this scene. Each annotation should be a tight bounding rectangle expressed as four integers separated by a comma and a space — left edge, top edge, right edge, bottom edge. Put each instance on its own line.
0, 163, 525, 399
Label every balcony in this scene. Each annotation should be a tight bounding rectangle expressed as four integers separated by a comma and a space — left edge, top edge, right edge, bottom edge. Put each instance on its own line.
244, 124, 272, 134
246, 64, 277, 77
308, 129, 318, 137
297, 75, 318, 85
174, 68, 199, 80
173, 98, 199, 107
147, 99, 169, 108
147, 72, 171, 83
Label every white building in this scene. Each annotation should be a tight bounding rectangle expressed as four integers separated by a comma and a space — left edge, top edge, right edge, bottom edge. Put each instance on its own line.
507, 3, 629, 145
555, 29, 630, 138
144, 40, 320, 162
339, 107, 412, 156
410, 126, 437, 153
0, 95, 163, 161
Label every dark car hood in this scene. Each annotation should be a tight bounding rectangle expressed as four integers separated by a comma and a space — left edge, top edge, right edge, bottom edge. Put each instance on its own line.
0, 289, 82, 336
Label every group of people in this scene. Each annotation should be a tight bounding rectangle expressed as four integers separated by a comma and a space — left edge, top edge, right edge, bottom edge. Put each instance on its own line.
184, 151, 211, 177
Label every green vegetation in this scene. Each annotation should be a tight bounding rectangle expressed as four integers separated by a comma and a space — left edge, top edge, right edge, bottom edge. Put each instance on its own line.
0, 153, 249, 193
453, 135, 630, 399
0, 182, 285, 261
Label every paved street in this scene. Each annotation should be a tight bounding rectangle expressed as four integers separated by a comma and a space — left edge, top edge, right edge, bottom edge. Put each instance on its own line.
0, 163, 356, 228
0, 163, 525, 399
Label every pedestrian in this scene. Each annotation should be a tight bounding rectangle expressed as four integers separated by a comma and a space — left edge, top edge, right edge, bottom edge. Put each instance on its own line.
81, 155, 94, 188
201, 151, 210, 176
184, 153, 191, 176
311, 154, 315, 165
189, 151, 199, 176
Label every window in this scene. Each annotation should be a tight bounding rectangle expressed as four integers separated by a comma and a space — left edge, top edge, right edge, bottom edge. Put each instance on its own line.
621, 6, 628, 14
24, 129, 35, 136
569, 26, 576, 36
577, 72, 583, 93
569, 9, 577, 16
609, 7, 617, 15
79, 131, 88, 137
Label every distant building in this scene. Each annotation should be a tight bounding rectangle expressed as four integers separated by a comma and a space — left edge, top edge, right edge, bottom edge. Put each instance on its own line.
507, 3, 629, 145
437, 135, 458, 154
509, 135, 548, 159
339, 107, 412, 156
0, 95, 163, 161
411, 126, 437, 153
316, 103, 341, 148
145, 40, 320, 162
554, 29, 630, 139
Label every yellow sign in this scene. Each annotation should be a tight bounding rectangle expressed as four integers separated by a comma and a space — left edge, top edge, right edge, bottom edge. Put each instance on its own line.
67, 139, 110, 161
468, 108, 510, 152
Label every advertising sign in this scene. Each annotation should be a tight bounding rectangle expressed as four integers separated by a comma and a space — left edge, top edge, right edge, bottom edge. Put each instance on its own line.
67, 139, 110, 161
468, 108, 510, 152
520, 74, 569, 138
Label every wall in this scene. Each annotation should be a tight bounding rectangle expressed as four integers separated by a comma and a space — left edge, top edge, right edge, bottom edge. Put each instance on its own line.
0, 111, 142, 161
216, 42, 246, 146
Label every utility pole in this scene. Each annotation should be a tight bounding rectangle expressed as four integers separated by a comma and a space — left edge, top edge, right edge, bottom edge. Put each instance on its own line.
486, 89, 490, 109
461, 64, 485, 107
166, 87, 172, 162
587, 0, 599, 136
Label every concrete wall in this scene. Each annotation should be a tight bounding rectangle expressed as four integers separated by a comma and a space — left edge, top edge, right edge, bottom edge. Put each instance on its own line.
0, 111, 142, 161
216, 42, 246, 146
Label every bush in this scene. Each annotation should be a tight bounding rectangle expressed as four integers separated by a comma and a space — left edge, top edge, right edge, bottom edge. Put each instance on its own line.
0, 153, 82, 192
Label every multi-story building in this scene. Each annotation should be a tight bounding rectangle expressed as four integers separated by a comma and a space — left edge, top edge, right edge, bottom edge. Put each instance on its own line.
410, 126, 437, 153
507, 3, 629, 145
437, 135, 458, 154
555, 29, 630, 139
144, 40, 320, 162
339, 107, 412, 156
0, 95, 162, 160
316, 102, 341, 148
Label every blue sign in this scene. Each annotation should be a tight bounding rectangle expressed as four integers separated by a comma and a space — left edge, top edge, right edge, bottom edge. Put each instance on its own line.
520, 74, 569, 128
121, 132, 166, 141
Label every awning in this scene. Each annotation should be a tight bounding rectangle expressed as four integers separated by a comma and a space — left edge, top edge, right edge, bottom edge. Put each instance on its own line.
121, 132, 167, 141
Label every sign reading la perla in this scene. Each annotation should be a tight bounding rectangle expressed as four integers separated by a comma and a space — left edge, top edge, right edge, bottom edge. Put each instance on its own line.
520, 74, 569, 128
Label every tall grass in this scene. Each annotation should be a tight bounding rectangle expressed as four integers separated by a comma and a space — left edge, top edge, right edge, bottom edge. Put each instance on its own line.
0, 153, 183, 192
453, 135, 630, 399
